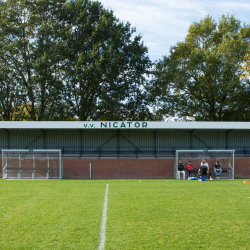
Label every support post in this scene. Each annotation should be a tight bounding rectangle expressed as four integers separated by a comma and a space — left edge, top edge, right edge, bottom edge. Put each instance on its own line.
19, 153, 21, 172
77, 130, 80, 158
2, 151, 4, 179
43, 130, 46, 149
59, 151, 62, 179
7, 130, 9, 149
154, 130, 157, 158
90, 163, 92, 179
18, 153, 21, 179
175, 151, 178, 179
33, 153, 35, 177
47, 153, 49, 179
117, 130, 120, 158
232, 150, 234, 179
158, 131, 160, 158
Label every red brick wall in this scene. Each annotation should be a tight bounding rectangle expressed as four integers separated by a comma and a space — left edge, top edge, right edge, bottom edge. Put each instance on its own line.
63, 158, 174, 179
235, 158, 250, 178
62, 158, 250, 179
1, 158, 250, 179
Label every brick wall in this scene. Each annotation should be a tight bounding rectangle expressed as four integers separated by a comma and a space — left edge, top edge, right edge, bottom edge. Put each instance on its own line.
63, 158, 174, 179
234, 158, 250, 178
1, 158, 250, 179
62, 158, 250, 179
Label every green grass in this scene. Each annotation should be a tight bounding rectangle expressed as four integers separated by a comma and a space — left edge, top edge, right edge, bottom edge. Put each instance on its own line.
107, 179, 250, 250
1, 179, 250, 249
0, 179, 105, 249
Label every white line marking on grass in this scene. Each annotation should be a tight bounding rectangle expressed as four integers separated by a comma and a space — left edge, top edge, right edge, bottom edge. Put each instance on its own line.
98, 183, 109, 250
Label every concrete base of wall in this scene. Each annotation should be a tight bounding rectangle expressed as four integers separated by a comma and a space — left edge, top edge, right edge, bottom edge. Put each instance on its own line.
1, 158, 250, 179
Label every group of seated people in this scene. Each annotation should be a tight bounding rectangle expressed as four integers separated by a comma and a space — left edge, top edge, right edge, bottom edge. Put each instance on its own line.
177, 158, 222, 181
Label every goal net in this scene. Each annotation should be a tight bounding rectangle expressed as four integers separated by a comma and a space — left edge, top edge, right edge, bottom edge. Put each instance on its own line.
2, 150, 62, 180
175, 150, 234, 180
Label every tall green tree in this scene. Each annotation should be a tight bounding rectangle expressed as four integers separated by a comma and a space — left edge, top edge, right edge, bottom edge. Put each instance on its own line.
59, 0, 152, 121
0, 0, 153, 121
0, 0, 72, 121
0, 58, 24, 120
151, 15, 250, 121
0, 0, 23, 120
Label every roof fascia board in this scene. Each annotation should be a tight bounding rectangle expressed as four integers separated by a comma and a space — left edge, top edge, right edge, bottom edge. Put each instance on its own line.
0, 121, 250, 130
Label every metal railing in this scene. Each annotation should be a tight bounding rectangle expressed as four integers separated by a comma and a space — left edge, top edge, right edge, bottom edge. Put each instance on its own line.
1, 146, 250, 158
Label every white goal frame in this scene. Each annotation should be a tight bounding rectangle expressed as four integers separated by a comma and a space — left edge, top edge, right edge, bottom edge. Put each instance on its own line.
175, 150, 235, 180
2, 149, 62, 180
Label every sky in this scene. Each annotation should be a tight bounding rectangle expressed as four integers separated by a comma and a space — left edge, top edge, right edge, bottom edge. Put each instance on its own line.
100, 0, 250, 62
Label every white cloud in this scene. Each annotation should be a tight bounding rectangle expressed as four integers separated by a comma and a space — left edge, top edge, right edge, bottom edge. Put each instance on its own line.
100, 0, 250, 62
215, 2, 250, 10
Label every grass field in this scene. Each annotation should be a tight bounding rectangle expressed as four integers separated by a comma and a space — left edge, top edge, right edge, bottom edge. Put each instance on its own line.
1, 179, 250, 249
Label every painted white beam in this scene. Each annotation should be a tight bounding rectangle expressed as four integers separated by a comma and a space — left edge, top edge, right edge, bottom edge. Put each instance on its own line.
0, 121, 250, 130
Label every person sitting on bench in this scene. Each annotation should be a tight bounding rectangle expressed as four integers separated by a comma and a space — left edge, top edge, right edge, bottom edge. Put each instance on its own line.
214, 161, 222, 179
186, 161, 193, 177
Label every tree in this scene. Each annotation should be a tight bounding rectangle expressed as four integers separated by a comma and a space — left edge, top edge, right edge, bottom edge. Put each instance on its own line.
0, 0, 153, 121
0, 0, 23, 120
0, 0, 71, 121
59, 0, 152, 121
150, 15, 250, 121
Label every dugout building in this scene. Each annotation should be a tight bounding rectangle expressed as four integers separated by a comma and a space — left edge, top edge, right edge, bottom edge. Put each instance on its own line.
0, 121, 250, 179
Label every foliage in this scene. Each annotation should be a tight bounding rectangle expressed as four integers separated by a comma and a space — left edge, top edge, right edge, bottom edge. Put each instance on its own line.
0, 0, 68, 121
241, 53, 250, 79
151, 15, 250, 121
59, 0, 152, 121
0, 0, 152, 121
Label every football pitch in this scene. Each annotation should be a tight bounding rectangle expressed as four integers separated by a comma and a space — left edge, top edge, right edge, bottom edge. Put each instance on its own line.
1, 179, 250, 249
